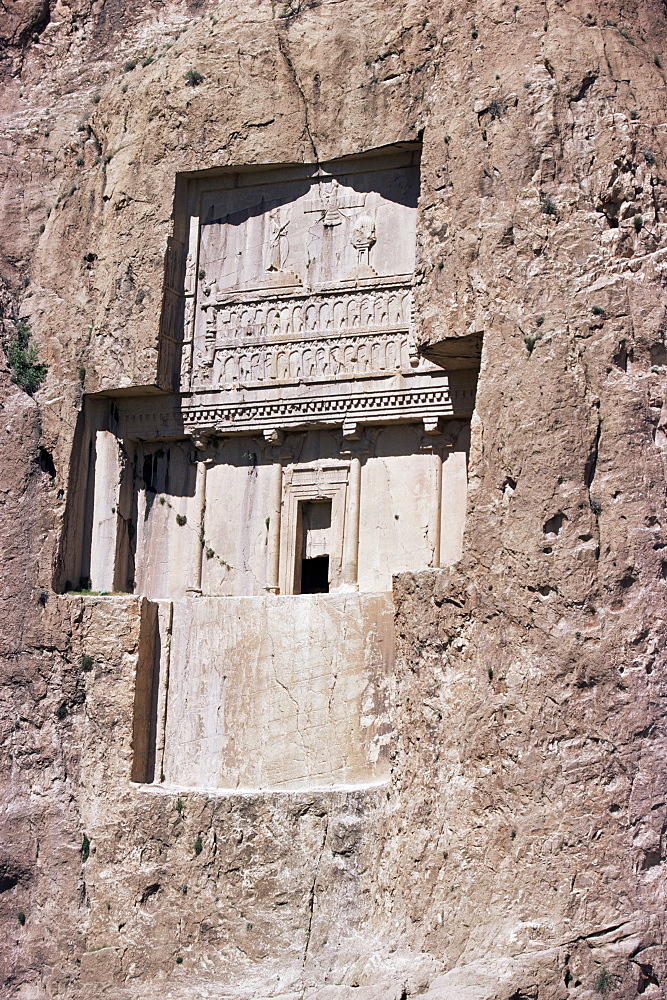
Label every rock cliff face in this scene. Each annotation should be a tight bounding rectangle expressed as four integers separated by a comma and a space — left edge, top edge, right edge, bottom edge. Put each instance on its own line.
1, 2, 666, 999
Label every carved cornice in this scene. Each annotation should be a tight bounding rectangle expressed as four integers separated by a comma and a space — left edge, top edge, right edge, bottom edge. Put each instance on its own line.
119, 373, 477, 441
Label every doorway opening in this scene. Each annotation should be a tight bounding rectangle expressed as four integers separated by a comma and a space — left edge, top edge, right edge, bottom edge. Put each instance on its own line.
296, 500, 332, 594
301, 555, 330, 594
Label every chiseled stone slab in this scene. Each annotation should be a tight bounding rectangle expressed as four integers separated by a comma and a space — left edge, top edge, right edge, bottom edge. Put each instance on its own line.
160, 594, 394, 791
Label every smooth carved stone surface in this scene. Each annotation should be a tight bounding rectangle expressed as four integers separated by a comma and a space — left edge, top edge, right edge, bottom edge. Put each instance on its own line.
157, 594, 393, 790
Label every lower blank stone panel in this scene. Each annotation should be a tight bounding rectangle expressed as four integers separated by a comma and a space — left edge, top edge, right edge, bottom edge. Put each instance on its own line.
157, 594, 393, 791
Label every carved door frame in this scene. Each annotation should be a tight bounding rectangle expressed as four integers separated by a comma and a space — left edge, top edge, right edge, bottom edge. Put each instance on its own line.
279, 461, 350, 595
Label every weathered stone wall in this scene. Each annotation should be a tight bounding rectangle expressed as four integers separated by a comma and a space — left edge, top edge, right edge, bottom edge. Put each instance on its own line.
1, 2, 666, 999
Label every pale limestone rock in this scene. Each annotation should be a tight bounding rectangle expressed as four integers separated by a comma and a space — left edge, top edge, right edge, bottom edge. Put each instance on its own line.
0, 2, 666, 1000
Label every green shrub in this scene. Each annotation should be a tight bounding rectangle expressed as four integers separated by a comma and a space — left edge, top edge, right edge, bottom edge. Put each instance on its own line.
633, 215, 644, 232
81, 655, 94, 672
17, 911, 25, 926
594, 968, 613, 995
194, 836, 203, 855
123, 59, 136, 72
6, 320, 47, 395
176, 514, 187, 526
540, 194, 557, 216
591, 304, 606, 316
81, 834, 90, 862
184, 69, 204, 87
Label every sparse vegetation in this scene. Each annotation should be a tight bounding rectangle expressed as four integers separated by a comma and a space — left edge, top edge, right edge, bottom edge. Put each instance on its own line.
82, 655, 94, 672
56, 702, 68, 720
643, 149, 656, 165
524, 335, 538, 353
142, 56, 154, 67
184, 69, 204, 87
629, 109, 639, 120
81, 834, 90, 862
536, 315, 545, 327
176, 797, 184, 813
78, 366, 86, 385
194, 836, 203, 855
540, 194, 557, 216
176, 514, 187, 526
633, 215, 644, 232
6, 320, 47, 395
176, 956, 183, 964
92, 94, 101, 104
123, 59, 136, 72
17, 911, 26, 926
591, 304, 606, 316
594, 968, 613, 995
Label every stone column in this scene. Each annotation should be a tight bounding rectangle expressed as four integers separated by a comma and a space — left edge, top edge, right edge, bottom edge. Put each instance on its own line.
89, 430, 121, 593
187, 456, 207, 594
267, 460, 283, 593
431, 449, 443, 568
342, 455, 362, 589
440, 447, 468, 567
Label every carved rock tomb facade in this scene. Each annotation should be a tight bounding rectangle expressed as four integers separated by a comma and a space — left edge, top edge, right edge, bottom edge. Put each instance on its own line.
59, 146, 477, 792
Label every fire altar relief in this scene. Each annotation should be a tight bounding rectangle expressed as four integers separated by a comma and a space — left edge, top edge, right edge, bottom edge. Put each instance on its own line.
63, 146, 479, 791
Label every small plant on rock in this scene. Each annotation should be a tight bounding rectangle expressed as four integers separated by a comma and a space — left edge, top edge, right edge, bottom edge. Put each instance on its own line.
591, 304, 606, 316
175, 514, 187, 526
81, 834, 90, 862
6, 320, 47, 395
194, 836, 203, 855
633, 215, 644, 232
540, 194, 557, 217
184, 69, 204, 87
81, 655, 94, 672
594, 968, 614, 995
17, 911, 26, 926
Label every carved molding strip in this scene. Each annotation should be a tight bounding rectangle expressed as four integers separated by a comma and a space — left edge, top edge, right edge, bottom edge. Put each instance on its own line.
199, 283, 413, 346
191, 330, 434, 389
177, 385, 474, 436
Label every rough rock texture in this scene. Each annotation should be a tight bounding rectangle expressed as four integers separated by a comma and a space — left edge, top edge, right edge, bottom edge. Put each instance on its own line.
1, 2, 666, 999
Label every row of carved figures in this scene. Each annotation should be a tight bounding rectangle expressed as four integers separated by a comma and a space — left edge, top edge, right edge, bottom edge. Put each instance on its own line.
191, 331, 424, 385
197, 286, 413, 342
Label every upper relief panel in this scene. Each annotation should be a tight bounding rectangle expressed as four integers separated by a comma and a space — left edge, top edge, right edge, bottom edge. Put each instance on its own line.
197, 151, 418, 296
162, 148, 423, 394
